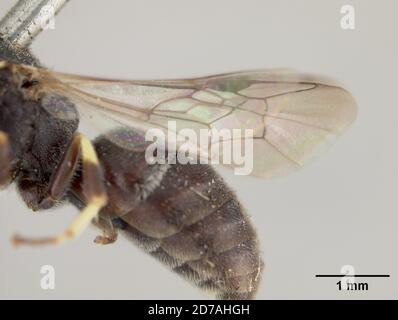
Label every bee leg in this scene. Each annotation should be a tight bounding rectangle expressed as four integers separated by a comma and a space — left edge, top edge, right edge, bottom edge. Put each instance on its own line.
12, 133, 108, 246
0, 131, 11, 187
93, 214, 118, 245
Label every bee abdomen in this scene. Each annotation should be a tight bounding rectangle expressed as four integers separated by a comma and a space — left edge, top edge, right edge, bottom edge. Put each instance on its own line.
94, 134, 263, 299
119, 194, 263, 299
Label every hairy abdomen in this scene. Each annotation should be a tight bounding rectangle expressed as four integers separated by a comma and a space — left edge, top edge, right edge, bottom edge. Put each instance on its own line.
94, 132, 264, 299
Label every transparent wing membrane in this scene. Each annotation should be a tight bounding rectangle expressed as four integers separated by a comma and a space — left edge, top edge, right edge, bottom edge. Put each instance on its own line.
34, 67, 357, 178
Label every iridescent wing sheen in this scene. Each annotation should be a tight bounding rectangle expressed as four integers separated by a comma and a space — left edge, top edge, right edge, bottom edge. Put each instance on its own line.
41, 69, 357, 178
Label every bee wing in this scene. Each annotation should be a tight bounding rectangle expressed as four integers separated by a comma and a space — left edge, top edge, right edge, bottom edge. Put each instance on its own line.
42, 69, 357, 178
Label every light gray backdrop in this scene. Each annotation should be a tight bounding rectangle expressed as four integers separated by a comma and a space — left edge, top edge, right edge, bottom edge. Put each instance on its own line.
0, 0, 396, 299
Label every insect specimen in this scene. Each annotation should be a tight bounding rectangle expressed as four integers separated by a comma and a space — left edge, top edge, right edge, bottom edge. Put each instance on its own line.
0, 56, 356, 299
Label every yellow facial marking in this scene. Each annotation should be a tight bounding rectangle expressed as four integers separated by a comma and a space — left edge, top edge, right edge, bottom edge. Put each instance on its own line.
0, 132, 8, 144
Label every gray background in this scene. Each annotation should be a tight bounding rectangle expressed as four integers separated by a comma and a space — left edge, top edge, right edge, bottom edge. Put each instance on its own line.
0, 0, 397, 299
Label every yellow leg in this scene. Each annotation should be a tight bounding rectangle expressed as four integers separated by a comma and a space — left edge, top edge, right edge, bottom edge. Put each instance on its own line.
12, 133, 108, 246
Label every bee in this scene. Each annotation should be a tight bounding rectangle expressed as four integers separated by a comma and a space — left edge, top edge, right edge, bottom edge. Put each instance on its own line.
0, 50, 356, 299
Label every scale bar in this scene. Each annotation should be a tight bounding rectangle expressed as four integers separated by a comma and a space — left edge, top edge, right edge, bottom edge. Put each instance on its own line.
316, 275, 390, 278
